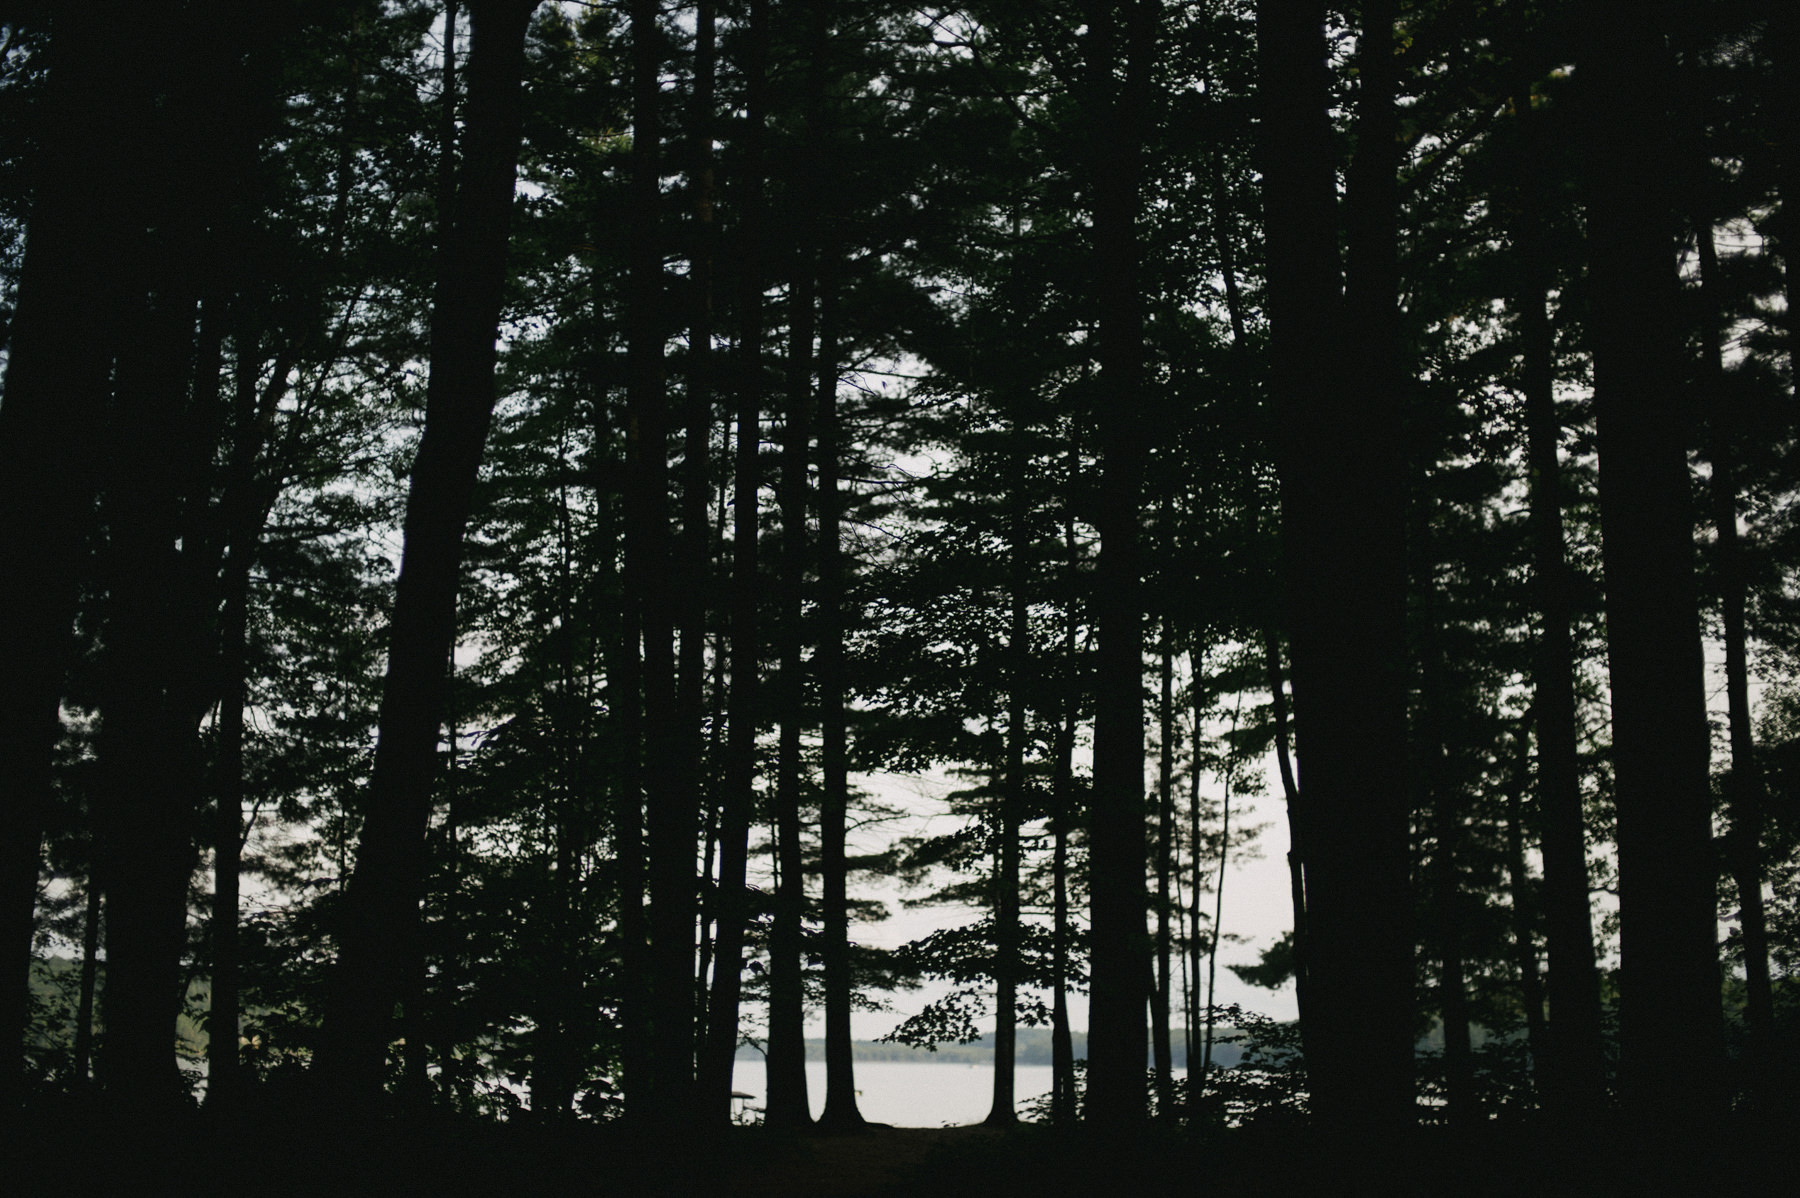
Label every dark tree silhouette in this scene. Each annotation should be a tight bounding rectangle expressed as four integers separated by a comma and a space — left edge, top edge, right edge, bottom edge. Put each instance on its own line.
317, 0, 541, 1105
700, 0, 771, 1128
1083, 0, 1155, 1129
1508, 57, 1608, 1114
1579, 0, 1723, 1131
0, 7, 132, 1104
1256, 0, 1414, 1132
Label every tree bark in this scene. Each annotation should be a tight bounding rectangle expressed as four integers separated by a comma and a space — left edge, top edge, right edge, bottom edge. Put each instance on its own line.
1511, 65, 1607, 1113
1083, 0, 1154, 1130
1257, 0, 1414, 1132
206, 310, 290, 1110
316, 0, 540, 1105
94, 3, 247, 1107
815, 259, 865, 1131
1151, 620, 1175, 1113
1199, 693, 1240, 1103
1185, 668, 1206, 1113
1694, 211, 1774, 1101
677, 0, 718, 1089
1500, 714, 1549, 1076
765, 241, 816, 1133
0, 5, 133, 1104
1579, 0, 1723, 1130
699, 0, 770, 1126
1049, 450, 1080, 1126
73, 883, 102, 1086
1672, 26, 1773, 1093
1419, 651, 1474, 1122
1259, 630, 1312, 1060
206, 500, 251, 1106
1765, 4, 1799, 389
986, 428, 1029, 1128
626, 0, 696, 1125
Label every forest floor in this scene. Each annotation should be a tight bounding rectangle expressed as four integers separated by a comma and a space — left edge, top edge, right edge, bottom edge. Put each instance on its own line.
8, 1100, 1795, 1196
719, 1115, 1795, 1197
723, 1123, 1006, 1196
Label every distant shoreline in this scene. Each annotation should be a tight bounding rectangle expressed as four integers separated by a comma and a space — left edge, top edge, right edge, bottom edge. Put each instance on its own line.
735, 1029, 1241, 1068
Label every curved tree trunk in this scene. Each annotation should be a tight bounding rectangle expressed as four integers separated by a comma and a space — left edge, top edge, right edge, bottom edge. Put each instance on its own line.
1259, 630, 1313, 1064
316, 0, 540, 1105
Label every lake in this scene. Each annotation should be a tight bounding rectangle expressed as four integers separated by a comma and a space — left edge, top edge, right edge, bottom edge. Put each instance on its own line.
726, 1061, 1188, 1127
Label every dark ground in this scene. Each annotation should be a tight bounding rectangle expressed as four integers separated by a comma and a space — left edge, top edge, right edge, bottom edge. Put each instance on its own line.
4, 1102, 1793, 1196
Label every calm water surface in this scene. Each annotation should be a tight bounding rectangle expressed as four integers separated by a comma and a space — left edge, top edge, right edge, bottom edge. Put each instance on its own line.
727, 1060, 1051, 1126
727, 1061, 1189, 1127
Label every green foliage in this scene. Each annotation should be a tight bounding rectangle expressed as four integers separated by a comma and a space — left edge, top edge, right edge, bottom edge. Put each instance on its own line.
1227, 931, 1296, 991
1180, 1005, 1309, 1131
8, 0, 1800, 1134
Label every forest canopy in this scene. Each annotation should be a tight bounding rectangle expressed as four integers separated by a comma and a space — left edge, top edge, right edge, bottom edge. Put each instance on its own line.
1, 0, 1797, 1150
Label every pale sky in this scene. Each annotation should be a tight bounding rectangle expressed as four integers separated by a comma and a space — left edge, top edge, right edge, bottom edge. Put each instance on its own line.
796, 756, 1301, 1045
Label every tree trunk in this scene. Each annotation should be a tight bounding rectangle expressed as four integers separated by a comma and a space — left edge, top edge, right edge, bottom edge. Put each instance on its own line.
1673, 26, 1774, 1094
1211, 118, 1314, 1065
1185, 669, 1206, 1115
73, 882, 102, 1086
205, 313, 287, 1111
96, 309, 208, 1115
0, 6, 133, 1104
1258, 0, 1414, 1132
986, 429, 1029, 1128
1259, 631, 1313, 1054
207, 520, 251, 1106
1050, 766, 1076, 1124
816, 261, 865, 1131
1151, 621, 1175, 1114
614, 512, 649, 1114
765, 241, 816, 1132
1049, 457, 1080, 1126
1408, 587, 1474, 1122
1083, 0, 1154, 1129
1766, 4, 1799, 388
533, 441, 587, 1120
1511, 65, 1607, 1111
699, 0, 770, 1126
316, 0, 540, 1105
677, 0, 717, 1086
93, 4, 243, 1106
627, 0, 696, 1126
1579, 0, 1723, 1130
1199, 695, 1239, 1102
1694, 213, 1774, 1101
1420, 653, 1475, 1123
1500, 714, 1549, 1077
1212, 96, 1317, 1071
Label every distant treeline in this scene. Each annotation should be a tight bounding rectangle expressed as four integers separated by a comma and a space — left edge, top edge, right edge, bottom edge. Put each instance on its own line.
737, 1028, 1247, 1069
